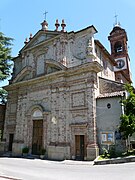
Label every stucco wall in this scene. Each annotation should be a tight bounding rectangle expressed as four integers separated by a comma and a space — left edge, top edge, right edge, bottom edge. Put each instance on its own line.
96, 96, 126, 153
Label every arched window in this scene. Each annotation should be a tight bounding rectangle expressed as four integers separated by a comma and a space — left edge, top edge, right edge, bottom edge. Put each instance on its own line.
114, 41, 123, 53
32, 109, 43, 119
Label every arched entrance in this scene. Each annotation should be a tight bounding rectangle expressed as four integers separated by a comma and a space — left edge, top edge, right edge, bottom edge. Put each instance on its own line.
32, 109, 43, 155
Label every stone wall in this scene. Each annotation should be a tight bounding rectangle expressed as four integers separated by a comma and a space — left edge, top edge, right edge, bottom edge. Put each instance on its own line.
12, 29, 96, 84
4, 62, 101, 160
3, 22, 124, 160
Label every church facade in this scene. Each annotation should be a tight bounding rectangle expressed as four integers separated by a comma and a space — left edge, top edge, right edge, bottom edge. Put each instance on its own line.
2, 19, 132, 160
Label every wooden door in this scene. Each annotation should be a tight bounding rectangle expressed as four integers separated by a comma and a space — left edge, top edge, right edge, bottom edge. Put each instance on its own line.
32, 120, 43, 155
75, 135, 84, 160
8, 134, 14, 151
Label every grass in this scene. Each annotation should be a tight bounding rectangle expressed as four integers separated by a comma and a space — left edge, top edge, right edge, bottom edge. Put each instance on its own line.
98, 149, 135, 160
98, 156, 109, 160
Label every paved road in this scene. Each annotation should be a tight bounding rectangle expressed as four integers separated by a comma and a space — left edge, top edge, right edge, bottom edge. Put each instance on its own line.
0, 157, 135, 180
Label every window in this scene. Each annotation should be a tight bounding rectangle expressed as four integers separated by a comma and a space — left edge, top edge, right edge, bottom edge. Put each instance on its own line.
32, 109, 43, 119
101, 132, 114, 144
36, 54, 45, 75
103, 60, 107, 70
114, 41, 123, 53
107, 103, 111, 109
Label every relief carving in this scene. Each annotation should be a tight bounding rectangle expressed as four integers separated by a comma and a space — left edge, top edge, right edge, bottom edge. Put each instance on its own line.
72, 36, 87, 60
86, 38, 93, 56
71, 92, 85, 107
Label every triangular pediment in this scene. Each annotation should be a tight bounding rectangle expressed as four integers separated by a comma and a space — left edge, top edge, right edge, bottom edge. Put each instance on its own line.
20, 30, 62, 53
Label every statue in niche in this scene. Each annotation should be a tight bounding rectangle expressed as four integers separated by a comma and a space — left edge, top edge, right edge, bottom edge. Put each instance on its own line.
86, 38, 93, 56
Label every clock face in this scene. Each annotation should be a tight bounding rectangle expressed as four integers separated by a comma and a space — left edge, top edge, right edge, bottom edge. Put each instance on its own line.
114, 57, 127, 72
116, 59, 125, 69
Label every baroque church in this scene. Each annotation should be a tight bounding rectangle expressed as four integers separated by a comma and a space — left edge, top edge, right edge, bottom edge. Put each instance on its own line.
1, 18, 132, 160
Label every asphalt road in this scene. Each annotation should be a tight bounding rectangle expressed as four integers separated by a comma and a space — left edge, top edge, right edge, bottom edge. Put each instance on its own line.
0, 157, 135, 180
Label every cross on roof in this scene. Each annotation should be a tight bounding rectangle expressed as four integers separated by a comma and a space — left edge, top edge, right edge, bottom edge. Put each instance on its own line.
114, 13, 118, 25
43, 11, 48, 21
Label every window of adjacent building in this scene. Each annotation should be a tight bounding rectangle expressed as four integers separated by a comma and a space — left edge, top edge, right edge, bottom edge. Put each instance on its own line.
36, 54, 45, 75
101, 132, 114, 144
107, 103, 111, 109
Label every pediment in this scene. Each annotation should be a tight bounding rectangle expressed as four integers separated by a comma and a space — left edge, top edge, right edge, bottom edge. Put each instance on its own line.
13, 66, 32, 83
46, 59, 67, 70
20, 30, 61, 53
46, 59, 67, 74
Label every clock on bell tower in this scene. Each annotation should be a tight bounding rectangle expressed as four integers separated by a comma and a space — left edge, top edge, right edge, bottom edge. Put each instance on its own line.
108, 23, 132, 84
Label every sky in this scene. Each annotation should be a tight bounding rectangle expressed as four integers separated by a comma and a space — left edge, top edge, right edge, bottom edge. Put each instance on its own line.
0, 0, 135, 87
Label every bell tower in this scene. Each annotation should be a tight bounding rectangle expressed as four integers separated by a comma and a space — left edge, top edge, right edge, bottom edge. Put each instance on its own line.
108, 22, 132, 83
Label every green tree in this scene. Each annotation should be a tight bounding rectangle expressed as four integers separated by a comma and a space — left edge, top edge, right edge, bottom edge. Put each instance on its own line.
119, 84, 135, 139
0, 32, 13, 104
0, 88, 8, 104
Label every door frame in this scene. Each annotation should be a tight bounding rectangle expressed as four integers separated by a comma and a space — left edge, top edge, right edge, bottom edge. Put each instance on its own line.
32, 119, 43, 155
75, 135, 85, 160
8, 133, 14, 151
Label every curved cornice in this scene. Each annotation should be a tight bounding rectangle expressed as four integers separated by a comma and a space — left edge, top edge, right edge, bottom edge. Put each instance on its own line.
46, 59, 67, 70
12, 66, 32, 83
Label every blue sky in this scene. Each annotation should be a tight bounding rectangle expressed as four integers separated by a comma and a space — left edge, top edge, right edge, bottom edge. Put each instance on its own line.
0, 0, 135, 87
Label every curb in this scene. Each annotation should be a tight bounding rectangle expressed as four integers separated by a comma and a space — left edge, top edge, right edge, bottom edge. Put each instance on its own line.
0, 175, 21, 180
61, 160, 94, 165
94, 155, 135, 165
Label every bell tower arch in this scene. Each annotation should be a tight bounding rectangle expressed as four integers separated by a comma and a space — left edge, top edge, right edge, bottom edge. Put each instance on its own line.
108, 24, 132, 83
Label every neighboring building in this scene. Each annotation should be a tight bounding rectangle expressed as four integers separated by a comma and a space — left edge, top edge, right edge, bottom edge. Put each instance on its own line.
2, 19, 132, 160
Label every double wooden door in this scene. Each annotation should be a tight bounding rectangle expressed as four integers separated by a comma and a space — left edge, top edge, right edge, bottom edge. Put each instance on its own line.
75, 135, 85, 160
32, 120, 43, 155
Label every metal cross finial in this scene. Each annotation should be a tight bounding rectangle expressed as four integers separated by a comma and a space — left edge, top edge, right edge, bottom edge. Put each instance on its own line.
114, 13, 118, 25
44, 11, 48, 21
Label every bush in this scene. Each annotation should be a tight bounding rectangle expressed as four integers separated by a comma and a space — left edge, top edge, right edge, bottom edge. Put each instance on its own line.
102, 147, 110, 158
109, 146, 116, 158
22, 147, 29, 154
102, 146, 116, 158
40, 148, 46, 155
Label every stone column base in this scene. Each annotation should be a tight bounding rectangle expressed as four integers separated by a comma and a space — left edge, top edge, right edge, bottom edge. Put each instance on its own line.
48, 145, 70, 160
12, 142, 24, 156
86, 144, 99, 161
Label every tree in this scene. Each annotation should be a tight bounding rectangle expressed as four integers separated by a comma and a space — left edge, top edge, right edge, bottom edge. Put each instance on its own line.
0, 32, 13, 104
0, 88, 8, 104
119, 84, 135, 140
